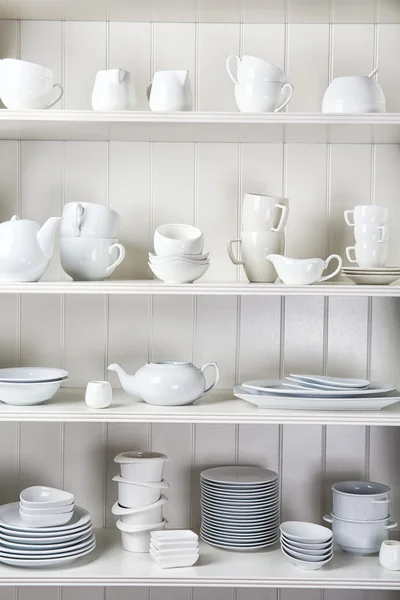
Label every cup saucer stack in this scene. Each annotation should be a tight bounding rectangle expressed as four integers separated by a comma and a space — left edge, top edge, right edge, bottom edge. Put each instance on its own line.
341, 266, 400, 286
200, 466, 280, 551
150, 530, 199, 568
280, 521, 333, 570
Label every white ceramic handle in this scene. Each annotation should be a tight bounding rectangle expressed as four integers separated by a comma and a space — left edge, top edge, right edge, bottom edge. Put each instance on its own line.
275, 83, 294, 112
74, 203, 85, 237
346, 246, 357, 263
271, 203, 289, 232
323, 514, 333, 524
226, 55, 240, 85
227, 239, 244, 265
319, 254, 343, 282
344, 209, 355, 226
385, 521, 398, 530
379, 225, 388, 243
200, 362, 220, 396
105, 243, 126, 277
368, 67, 379, 78
373, 499, 390, 504
47, 84, 63, 109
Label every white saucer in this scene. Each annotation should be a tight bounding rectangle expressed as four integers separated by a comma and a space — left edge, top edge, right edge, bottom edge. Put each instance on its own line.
341, 273, 400, 285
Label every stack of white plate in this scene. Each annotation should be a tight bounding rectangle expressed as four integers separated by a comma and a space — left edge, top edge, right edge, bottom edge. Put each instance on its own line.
200, 466, 280, 551
0, 367, 68, 406
280, 521, 333, 570
341, 267, 400, 286
234, 374, 400, 411
0, 503, 95, 567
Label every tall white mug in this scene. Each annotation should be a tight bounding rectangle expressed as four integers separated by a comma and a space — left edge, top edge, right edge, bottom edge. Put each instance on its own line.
344, 205, 388, 226
92, 69, 136, 111
346, 242, 388, 268
227, 231, 284, 282
242, 193, 289, 232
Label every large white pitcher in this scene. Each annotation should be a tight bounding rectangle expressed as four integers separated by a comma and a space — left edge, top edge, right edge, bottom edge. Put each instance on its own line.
149, 70, 192, 112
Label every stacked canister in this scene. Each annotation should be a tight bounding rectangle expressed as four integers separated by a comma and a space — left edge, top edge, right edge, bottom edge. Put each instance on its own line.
112, 451, 169, 552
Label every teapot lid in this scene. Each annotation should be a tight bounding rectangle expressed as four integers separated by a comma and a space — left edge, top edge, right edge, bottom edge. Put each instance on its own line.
149, 361, 191, 366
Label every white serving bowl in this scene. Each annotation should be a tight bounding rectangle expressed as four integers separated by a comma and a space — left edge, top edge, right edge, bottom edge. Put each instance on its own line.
111, 496, 167, 526
154, 224, 204, 257
281, 546, 333, 570
280, 521, 333, 544
0, 380, 64, 406
116, 519, 166, 552
323, 513, 397, 555
0, 367, 69, 383
19, 509, 74, 528
114, 451, 169, 482
149, 252, 209, 263
150, 549, 199, 568
112, 475, 169, 509
18, 503, 74, 515
20, 487, 74, 509
332, 480, 390, 521
281, 539, 333, 557
281, 540, 332, 561
149, 260, 209, 284
280, 534, 332, 551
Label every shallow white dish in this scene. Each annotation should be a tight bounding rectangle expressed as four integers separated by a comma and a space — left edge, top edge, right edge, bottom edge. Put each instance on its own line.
281, 540, 332, 561
0, 541, 95, 568
0, 523, 92, 544
20, 486, 74, 509
280, 534, 332, 551
241, 379, 395, 397
149, 260, 209, 284
0, 367, 69, 383
281, 546, 333, 570
0, 503, 90, 533
281, 538, 333, 556
288, 374, 370, 389
0, 380, 63, 406
19, 509, 73, 528
280, 521, 332, 544
0, 533, 95, 557
150, 549, 199, 569
151, 530, 198, 543
114, 451, 169, 482
201, 466, 278, 485
341, 273, 400, 285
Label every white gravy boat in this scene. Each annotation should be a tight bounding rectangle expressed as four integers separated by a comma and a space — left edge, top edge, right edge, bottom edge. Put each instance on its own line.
266, 254, 343, 285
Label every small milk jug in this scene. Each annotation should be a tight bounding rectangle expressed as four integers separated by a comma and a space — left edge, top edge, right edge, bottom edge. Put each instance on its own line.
148, 70, 192, 112
91, 69, 136, 111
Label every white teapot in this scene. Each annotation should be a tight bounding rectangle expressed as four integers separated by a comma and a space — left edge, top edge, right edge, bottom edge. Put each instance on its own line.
108, 361, 219, 406
0, 215, 62, 282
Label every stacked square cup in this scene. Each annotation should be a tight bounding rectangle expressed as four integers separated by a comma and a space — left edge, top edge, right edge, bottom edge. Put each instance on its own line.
112, 451, 169, 552
227, 193, 289, 282
344, 205, 388, 269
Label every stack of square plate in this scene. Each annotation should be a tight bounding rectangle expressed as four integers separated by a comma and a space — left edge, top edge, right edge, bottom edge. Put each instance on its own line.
200, 466, 279, 551
341, 267, 400, 286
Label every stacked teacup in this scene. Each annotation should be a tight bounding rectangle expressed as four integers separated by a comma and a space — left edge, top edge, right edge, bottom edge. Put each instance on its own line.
112, 451, 169, 553
149, 223, 210, 283
60, 202, 125, 281
226, 55, 294, 113
344, 205, 389, 269
227, 193, 289, 282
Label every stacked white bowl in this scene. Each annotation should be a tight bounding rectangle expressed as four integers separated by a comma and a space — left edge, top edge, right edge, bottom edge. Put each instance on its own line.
280, 521, 333, 570
149, 223, 210, 283
19, 486, 74, 528
150, 530, 199, 569
0, 367, 68, 407
112, 451, 169, 552
323, 480, 397, 555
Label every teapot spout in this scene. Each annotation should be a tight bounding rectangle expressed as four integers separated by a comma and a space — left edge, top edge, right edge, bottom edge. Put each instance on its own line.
36, 217, 62, 260
108, 363, 137, 396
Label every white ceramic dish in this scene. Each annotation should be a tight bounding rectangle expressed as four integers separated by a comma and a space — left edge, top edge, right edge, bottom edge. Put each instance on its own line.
0, 380, 63, 406
154, 224, 204, 257
266, 254, 342, 285
288, 374, 370, 389
114, 451, 169, 482
149, 252, 209, 262
116, 519, 166, 552
281, 546, 333, 570
0, 367, 69, 383
113, 475, 169, 509
19, 509, 74, 528
150, 542, 199, 555
281, 538, 333, 556
19, 502, 74, 515
0, 533, 95, 556
151, 530, 198, 543
0, 529, 93, 551
0, 523, 92, 544
201, 476, 278, 487
323, 513, 397, 555
149, 260, 209, 284
20, 487, 74, 509
280, 521, 332, 544
149, 256, 210, 266
201, 466, 278, 485
0, 504, 90, 533
282, 380, 369, 392
280, 534, 332, 551
241, 379, 395, 397
111, 496, 167, 526
332, 480, 390, 521
201, 530, 278, 551
0, 541, 95, 568
281, 542, 332, 562
341, 273, 400, 285
150, 549, 199, 569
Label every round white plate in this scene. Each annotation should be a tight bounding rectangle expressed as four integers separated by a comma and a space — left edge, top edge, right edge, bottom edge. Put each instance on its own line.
201, 525, 278, 539
0, 542, 95, 567
282, 380, 366, 392
201, 488, 279, 499
0, 535, 95, 557
201, 532, 278, 551
0, 523, 92, 543
0, 504, 90, 533
201, 466, 278, 485
201, 480, 279, 491
201, 510, 279, 522
202, 521, 279, 534
202, 516, 279, 530
0, 529, 93, 550
288, 374, 370, 388
341, 273, 400, 285
241, 379, 395, 397
201, 528, 278, 543
0, 368, 69, 383
201, 503, 279, 513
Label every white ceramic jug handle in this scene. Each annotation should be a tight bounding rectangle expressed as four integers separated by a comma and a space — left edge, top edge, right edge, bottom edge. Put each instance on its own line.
226, 55, 240, 85
271, 203, 289, 232
47, 84, 63, 109
319, 254, 343, 282
106, 243, 126, 277
344, 210, 355, 226
346, 246, 357, 263
379, 225, 388, 243
200, 362, 220, 396
323, 514, 333, 524
385, 521, 398, 530
275, 83, 294, 112
368, 67, 379, 78
227, 239, 244, 265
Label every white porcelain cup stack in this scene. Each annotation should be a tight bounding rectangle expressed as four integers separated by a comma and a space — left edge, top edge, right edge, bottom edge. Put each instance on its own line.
149, 224, 209, 283
344, 205, 389, 269
112, 451, 169, 552
19, 486, 75, 528
150, 530, 199, 568
228, 193, 289, 282
280, 521, 333, 570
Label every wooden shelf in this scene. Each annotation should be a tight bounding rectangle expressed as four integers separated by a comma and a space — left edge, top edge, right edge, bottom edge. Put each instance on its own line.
0, 111, 400, 143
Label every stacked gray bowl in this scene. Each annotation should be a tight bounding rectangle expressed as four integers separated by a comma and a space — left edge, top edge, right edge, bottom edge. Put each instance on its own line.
323, 480, 397, 555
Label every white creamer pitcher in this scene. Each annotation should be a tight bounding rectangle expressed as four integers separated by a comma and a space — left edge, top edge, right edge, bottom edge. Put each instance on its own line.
148, 70, 192, 112
91, 69, 136, 111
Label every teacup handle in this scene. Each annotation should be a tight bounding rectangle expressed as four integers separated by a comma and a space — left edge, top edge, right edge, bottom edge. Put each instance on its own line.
271, 203, 289, 232
344, 209, 355, 226
318, 254, 343, 282
200, 362, 220, 396
379, 225, 388, 243
227, 239, 244, 265
47, 84, 64, 109
275, 83, 294, 112
73, 203, 85, 238
106, 243, 126, 277
346, 246, 357, 263
226, 55, 240, 85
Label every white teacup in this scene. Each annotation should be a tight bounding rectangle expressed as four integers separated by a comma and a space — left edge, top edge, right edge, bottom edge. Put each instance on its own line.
226, 55, 288, 85
242, 193, 289, 232
227, 231, 284, 282
346, 242, 388, 268
0, 59, 63, 109
154, 224, 204, 257
234, 81, 294, 113
380, 541, 400, 571
344, 205, 388, 226
60, 238, 125, 281
354, 223, 388, 244
92, 69, 136, 111
85, 381, 113, 409
61, 202, 121, 239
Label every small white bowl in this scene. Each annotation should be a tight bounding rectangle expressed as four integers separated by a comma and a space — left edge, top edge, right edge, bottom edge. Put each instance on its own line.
149, 252, 209, 263
281, 540, 332, 561
280, 536, 332, 555
154, 224, 204, 257
280, 534, 332, 551
0, 380, 64, 406
19, 508, 74, 528
114, 451, 169, 482
150, 549, 199, 569
111, 496, 167, 526
116, 519, 166, 552
18, 502, 74, 515
280, 521, 333, 544
112, 475, 169, 509
281, 546, 333, 570
149, 260, 209, 284
20, 486, 74, 509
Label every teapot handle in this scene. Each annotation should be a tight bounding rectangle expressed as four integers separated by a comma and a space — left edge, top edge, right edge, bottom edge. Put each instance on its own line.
200, 362, 220, 396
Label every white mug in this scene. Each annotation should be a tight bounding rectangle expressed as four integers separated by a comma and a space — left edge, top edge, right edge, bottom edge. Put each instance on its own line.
61, 202, 121, 239
227, 231, 284, 282
354, 223, 388, 244
344, 205, 388, 226
226, 55, 288, 85
149, 70, 192, 112
379, 541, 400, 571
92, 69, 136, 111
154, 224, 204, 257
234, 81, 294, 113
60, 238, 125, 281
346, 242, 388, 268
242, 193, 289, 232
0, 59, 63, 109
85, 381, 113, 409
